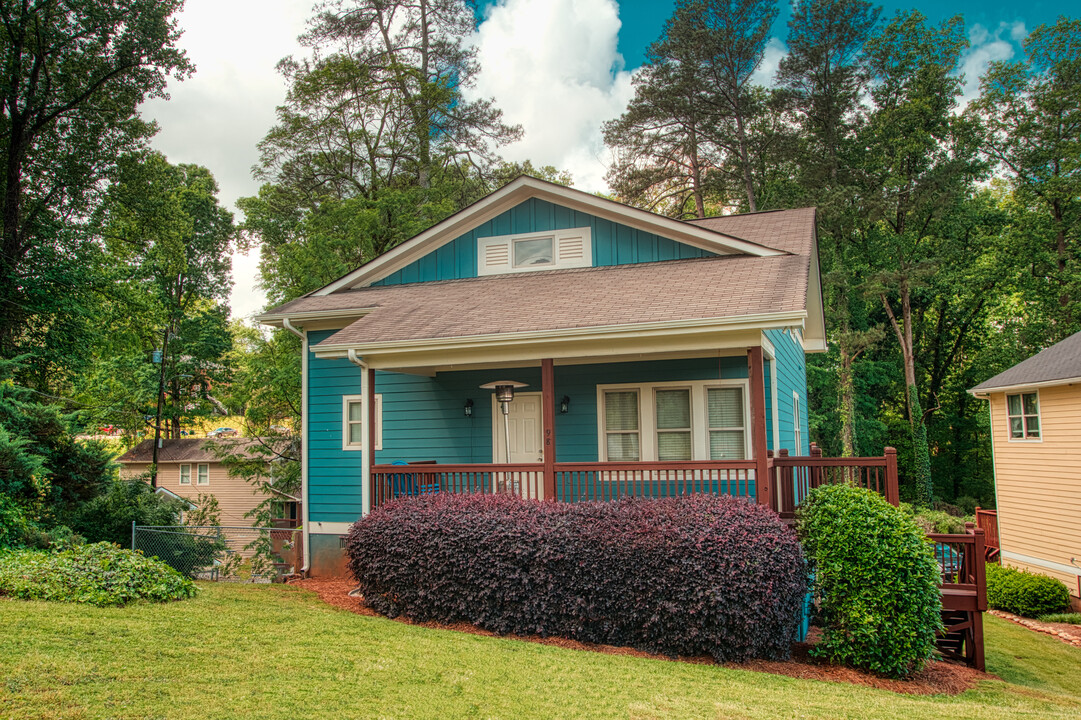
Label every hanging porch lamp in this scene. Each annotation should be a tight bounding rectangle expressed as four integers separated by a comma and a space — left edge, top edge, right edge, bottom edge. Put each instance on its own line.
479, 380, 529, 463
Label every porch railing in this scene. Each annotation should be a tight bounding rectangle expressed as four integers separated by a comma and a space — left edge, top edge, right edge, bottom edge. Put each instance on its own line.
928, 524, 987, 670
371, 448, 897, 513
974, 507, 1000, 561
769, 446, 899, 520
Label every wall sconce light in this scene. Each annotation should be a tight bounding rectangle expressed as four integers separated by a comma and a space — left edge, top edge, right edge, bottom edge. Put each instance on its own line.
464, 399, 474, 418
560, 395, 571, 414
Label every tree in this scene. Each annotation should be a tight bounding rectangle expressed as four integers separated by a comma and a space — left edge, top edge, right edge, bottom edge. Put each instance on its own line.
970, 18, 1081, 336
0, 0, 191, 363
665, 0, 779, 212
856, 11, 986, 504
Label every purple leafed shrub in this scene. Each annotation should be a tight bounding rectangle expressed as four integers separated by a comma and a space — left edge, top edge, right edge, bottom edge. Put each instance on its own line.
345, 493, 806, 662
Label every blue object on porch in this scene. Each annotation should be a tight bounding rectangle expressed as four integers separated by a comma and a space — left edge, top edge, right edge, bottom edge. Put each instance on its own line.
388, 460, 441, 498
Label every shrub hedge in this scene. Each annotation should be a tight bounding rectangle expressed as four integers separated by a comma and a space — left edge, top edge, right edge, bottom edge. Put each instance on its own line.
797, 484, 943, 678
986, 563, 1071, 617
346, 493, 807, 662
0, 543, 197, 607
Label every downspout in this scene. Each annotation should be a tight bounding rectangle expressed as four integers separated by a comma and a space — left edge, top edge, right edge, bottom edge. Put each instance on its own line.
347, 349, 372, 517
282, 318, 310, 575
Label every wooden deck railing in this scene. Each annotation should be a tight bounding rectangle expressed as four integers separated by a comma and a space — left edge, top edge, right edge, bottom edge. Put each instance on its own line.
928, 524, 987, 670
974, 507, 1000, 561
371, 449, 897, 512
770, 446, 899, 519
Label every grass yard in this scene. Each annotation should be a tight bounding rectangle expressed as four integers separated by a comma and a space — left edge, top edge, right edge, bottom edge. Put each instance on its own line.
2, 583, 1080, 720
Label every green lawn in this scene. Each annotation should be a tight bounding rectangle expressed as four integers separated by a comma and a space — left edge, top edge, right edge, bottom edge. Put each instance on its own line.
2, 584, 1080, 719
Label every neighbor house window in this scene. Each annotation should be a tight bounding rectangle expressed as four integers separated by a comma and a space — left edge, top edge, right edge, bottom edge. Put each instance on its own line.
1006, 392, 1040, 439
708, 387, 746, 460
196, 463, 209, 485
342, 394, 384, 451
599, 381, 750, 461
513, 236, 554, 267
179, 464, 191, 485
655, 388, 692, 461
604, 390, 640, 461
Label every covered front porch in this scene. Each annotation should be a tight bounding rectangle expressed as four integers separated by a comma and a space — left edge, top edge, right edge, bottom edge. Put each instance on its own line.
339, 342, 897, 518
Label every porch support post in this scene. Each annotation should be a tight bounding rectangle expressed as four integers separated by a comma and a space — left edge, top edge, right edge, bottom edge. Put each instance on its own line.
542, 358, 557, 501
747, 347, 770, 508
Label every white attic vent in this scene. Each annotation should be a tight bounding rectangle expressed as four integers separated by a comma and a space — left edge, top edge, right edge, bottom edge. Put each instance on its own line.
477, 227, 592, 276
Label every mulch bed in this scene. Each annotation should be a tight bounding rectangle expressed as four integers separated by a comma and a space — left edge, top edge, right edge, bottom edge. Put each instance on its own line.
289, 577, 990, 696
990, 610, 1081, 648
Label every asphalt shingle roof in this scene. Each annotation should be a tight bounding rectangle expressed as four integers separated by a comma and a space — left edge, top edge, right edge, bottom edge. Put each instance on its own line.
117, 438, 289, 464
971, 330, 1081, 392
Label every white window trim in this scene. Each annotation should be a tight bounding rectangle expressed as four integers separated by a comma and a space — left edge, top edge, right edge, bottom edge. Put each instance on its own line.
596, 379, 751, 461
196, 463, 209, 486
179, 464, 191, 485
477, 226, 592, 276
342, 394, 383, 451
792, 391, 803, 454
1005, 389, 1042, 443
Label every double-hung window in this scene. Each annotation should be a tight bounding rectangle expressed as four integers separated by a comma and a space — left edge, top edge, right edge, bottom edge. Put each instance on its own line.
600, 381, 750, 461
655, 389, 692, 461
708, 387, 745, 460
342, 395, 384, 451
179, 464, 191, 485
196, 463, 209, 485
1006, 392, 1040, 440
604, 390, 640, 461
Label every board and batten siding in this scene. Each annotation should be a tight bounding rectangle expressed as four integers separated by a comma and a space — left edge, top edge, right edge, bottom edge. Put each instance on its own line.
305, 347, 764, 525
371, 197, 716, 286
764, 328, 810, 455
119, 461, 265, 526
988, 384, 1081, 598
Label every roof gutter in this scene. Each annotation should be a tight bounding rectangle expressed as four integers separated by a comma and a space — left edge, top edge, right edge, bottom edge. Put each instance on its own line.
282, 317, 303, 338
969, 374, 1081, 398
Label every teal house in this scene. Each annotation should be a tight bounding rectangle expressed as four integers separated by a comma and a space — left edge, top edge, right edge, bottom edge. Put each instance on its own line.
259, 177, 826, 576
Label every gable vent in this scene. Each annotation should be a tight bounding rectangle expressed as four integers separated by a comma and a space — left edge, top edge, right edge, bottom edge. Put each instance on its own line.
484, 243, 510, 267
557, 234, 585, 260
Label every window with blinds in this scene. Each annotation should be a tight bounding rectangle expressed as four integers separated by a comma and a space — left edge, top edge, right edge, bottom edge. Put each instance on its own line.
655, 389, 692, 461
708, 387, 746, 460
604, 390, 640, 461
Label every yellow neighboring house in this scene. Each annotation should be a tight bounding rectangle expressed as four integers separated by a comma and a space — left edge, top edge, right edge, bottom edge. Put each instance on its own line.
970, 330, 1081, 609
117, 438, 299, 527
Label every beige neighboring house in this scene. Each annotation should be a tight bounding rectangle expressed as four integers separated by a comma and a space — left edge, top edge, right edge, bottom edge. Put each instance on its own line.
117, 438, 299, 527
970, 330, 1081, 609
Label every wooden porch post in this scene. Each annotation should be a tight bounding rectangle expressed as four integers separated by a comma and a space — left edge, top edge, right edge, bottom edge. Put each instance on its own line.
747, 347, 770, 508
542, 359, 557, 501
884, 446, 899, 506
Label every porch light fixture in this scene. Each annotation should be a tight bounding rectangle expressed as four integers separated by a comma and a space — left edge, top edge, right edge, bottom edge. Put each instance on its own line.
464, 399, 474, 418
480, 380, 529, 464
560, 395, 571, 414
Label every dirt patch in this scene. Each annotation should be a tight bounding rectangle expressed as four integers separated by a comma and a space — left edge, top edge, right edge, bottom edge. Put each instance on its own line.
289, 577, 990, 695
990, 610, 1081, 648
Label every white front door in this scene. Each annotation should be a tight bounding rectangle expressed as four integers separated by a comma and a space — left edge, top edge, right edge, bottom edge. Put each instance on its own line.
492, 392, 543, 463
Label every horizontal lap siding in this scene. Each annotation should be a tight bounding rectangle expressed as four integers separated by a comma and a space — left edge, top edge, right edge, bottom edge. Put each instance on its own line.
372, 198, 716, 286
308, 330, 364, 523
765, 329, 809, 455
989, 386, 1081, 595
120, 461, 265, 526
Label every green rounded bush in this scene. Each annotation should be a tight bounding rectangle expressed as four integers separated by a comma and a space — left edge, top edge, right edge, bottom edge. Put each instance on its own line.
986, 563, 1070, 617
797, 484, 943, 678
0, 542, 197, 607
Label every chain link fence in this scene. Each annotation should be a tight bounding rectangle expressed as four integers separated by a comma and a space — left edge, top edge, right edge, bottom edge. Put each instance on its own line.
132, 524, 302, 582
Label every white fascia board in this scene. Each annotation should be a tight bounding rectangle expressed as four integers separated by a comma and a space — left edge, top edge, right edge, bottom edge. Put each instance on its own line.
315, 177, 786, 294
968, 376, 1081, 398
312, 311, 806, 359
255, 307, 373, 328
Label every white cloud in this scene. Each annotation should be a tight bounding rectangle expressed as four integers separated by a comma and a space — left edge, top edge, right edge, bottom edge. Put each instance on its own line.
467, 0, 635, 193
958, 22, 1025, 107
140, 0, 309, 321
752, 37, 787, 87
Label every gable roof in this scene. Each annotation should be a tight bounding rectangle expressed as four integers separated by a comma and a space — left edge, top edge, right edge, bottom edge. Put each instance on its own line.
117, 438, 291, 464
970, 331, 1081, 394
309, 254, 808, 351
686, 207, 816, 256
311, 176, 787, 295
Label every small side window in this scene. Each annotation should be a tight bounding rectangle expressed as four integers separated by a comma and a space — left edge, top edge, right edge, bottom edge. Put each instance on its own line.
196, 463, 209, 485
1006, 392, 1040, 439
179, 464, 191, 485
